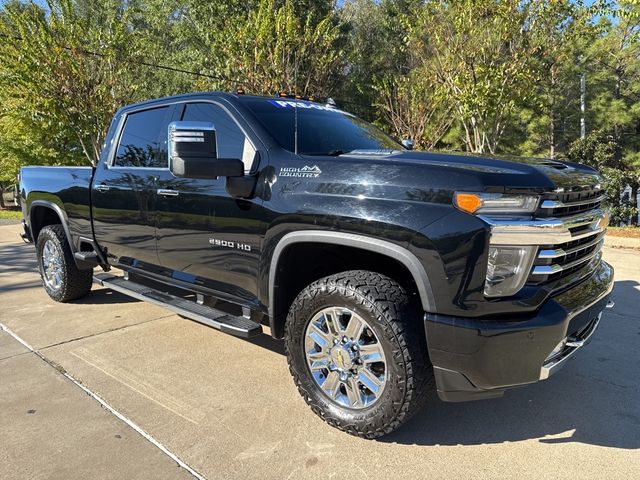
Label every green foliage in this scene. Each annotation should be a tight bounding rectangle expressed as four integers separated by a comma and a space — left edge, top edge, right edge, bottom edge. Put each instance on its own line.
0, 0, 345, 176
215, 0, 344, 96
0, 0, 639, 225
503, 1, 599, 158
0, 209, 22, 219
409, 1, 546, 154
565, 131, 638, 224
0, 0, 160, 166
372, 56, 454, 149
339, 0, 421, 118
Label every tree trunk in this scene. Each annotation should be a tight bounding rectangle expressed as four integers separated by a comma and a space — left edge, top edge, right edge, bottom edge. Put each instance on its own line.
549, 111, 556, 159
613, 68, 623, 163
549, 66, 556, 158
0, 184, 6, 209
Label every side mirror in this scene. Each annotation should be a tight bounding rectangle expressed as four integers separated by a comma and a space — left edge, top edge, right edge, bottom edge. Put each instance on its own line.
168, 121, 243, 179
402, 139, 414, 151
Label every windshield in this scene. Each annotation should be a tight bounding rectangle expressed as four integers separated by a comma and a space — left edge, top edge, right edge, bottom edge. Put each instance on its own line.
240, 98, 402, 155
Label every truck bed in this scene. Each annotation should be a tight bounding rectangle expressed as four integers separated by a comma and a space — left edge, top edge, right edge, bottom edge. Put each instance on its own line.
20, 166, 94, 250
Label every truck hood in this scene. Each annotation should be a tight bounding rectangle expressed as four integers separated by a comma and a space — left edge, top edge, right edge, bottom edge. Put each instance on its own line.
280, 150, 603, 214
345, 150, 602, 192
270, 151, 601, 231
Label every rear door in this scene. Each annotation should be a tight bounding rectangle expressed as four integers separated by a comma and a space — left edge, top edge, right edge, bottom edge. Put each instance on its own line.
154, 101, 267, 306
92, 105, 173, 269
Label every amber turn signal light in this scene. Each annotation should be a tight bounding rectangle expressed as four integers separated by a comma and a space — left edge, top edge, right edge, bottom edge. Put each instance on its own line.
454, 193, 483, 214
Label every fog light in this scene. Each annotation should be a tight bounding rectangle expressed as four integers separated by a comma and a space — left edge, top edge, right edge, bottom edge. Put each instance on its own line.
484, 246, 537, 297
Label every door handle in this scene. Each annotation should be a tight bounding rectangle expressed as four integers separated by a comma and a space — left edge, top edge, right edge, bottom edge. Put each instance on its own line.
157, 189, 179, 197
95, 184, 110, 193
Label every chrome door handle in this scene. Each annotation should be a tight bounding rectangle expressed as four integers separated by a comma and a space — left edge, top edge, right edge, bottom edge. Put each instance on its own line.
95, 184, 110, 192
157, 189, 179, 197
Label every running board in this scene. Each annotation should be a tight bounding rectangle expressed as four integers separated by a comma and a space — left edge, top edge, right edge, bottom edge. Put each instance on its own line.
93, 273, 262, 338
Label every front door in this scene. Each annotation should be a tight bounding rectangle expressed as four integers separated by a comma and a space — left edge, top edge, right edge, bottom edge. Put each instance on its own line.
92, 105, 173, 269
154, 101, 267, 307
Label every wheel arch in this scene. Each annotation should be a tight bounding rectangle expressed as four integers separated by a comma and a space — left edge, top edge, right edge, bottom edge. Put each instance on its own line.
29, 200, 75, 252
268, 231, 435, 338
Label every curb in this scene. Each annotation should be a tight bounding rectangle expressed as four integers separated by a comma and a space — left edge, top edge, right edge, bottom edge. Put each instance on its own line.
605, 235, 640, 250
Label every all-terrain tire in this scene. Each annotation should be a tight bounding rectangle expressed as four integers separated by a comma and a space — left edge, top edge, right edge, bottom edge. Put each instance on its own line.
36, 224, 93, 302
284, 270, 434, 439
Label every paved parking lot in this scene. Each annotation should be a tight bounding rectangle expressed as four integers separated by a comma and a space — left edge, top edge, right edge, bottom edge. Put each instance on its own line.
1, 223, 638, 479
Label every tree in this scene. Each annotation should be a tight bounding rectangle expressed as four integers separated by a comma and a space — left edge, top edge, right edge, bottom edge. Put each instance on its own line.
0, 0, 178, 167
409, 1, 544, 154
0, 0, 638, 219
523, 2, 598, 158
585, 1, 640, 223
373, 73, 454, 149
565, 130, 637, 225
204, 0, 345, 97
339, 0, 422, 119
554, 1, 640, 225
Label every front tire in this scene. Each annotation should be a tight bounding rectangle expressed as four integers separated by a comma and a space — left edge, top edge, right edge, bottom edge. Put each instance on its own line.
284, 270, 434, 438
36, 225, 93, 302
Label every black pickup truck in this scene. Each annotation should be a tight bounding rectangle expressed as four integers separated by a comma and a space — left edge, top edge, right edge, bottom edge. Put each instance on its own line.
19, 92, 614, 438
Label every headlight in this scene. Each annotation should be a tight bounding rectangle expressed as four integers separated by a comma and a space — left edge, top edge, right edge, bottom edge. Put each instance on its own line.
453, 192, 540, 297
484, 246, 537, 297
454, 192, 539, 215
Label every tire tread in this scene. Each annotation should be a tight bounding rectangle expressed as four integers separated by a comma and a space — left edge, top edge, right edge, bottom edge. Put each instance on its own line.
284, 269, 434, 439
36, 224, 93, 302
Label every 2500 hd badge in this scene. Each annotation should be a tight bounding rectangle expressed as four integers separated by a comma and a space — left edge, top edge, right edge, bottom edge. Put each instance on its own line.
209, 237, 251, 252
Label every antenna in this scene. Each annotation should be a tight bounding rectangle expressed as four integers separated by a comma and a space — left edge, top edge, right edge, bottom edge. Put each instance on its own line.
294, 52, 298, 155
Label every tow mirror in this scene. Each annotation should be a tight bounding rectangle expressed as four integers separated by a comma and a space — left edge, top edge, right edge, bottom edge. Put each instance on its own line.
402, 139, 414, 151
168, 121, 243, 179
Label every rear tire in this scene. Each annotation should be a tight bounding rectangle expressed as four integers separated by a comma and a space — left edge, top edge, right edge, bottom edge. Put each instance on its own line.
284, 270, 433, 438
36, 225, 93, 302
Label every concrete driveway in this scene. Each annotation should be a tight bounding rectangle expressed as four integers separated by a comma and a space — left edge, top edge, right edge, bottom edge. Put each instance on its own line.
1, 223, 638, 479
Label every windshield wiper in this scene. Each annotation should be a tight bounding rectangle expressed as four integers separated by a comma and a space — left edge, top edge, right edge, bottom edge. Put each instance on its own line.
327, 149, 347, 156
300, 149, 351, 156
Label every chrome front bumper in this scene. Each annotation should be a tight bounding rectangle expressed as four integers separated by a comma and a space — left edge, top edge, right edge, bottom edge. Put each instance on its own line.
540, 299, 614, 380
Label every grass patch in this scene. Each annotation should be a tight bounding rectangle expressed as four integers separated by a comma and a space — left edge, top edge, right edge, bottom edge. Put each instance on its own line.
0, 209, 22, 220
607, 226, 640, 239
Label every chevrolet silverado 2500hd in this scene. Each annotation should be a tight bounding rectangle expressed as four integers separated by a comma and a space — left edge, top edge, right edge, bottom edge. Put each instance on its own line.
19, 92, 614, 438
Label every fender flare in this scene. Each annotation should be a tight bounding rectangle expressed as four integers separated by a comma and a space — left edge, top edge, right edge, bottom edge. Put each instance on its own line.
268, 231, 436, 333
29, 200, 76, 253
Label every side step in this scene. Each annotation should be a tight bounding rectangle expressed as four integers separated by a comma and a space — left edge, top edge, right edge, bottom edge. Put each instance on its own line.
93, 273, 263, 338
74, 251, 100, 268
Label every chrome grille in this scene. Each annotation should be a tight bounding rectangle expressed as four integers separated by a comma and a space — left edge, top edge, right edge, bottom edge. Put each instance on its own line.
536, 187, 605, 218
528, 187, 606, 284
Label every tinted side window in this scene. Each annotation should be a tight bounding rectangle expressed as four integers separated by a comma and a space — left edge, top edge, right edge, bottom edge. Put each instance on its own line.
181, 103, 246, 160
115, 106, 170, 168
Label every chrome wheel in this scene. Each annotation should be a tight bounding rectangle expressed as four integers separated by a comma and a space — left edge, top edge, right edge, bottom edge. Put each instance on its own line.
42, 239, 63, 291
304, 307, 386, 409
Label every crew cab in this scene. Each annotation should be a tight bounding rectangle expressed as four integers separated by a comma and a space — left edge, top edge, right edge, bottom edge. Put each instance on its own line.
19, 92, 614, 438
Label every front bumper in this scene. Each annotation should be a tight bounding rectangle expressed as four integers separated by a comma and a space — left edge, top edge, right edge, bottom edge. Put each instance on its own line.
425, 260, 614, 402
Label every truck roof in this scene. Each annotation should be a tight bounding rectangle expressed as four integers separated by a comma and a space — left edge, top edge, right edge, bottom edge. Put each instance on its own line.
115, 91, 326, 115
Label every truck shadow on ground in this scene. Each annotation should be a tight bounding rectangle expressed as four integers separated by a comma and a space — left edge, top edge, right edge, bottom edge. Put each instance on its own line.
383, 279, 640, 450
0, 241, 137, 303
0, 242, 41, 292
77, 288, 139, 305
